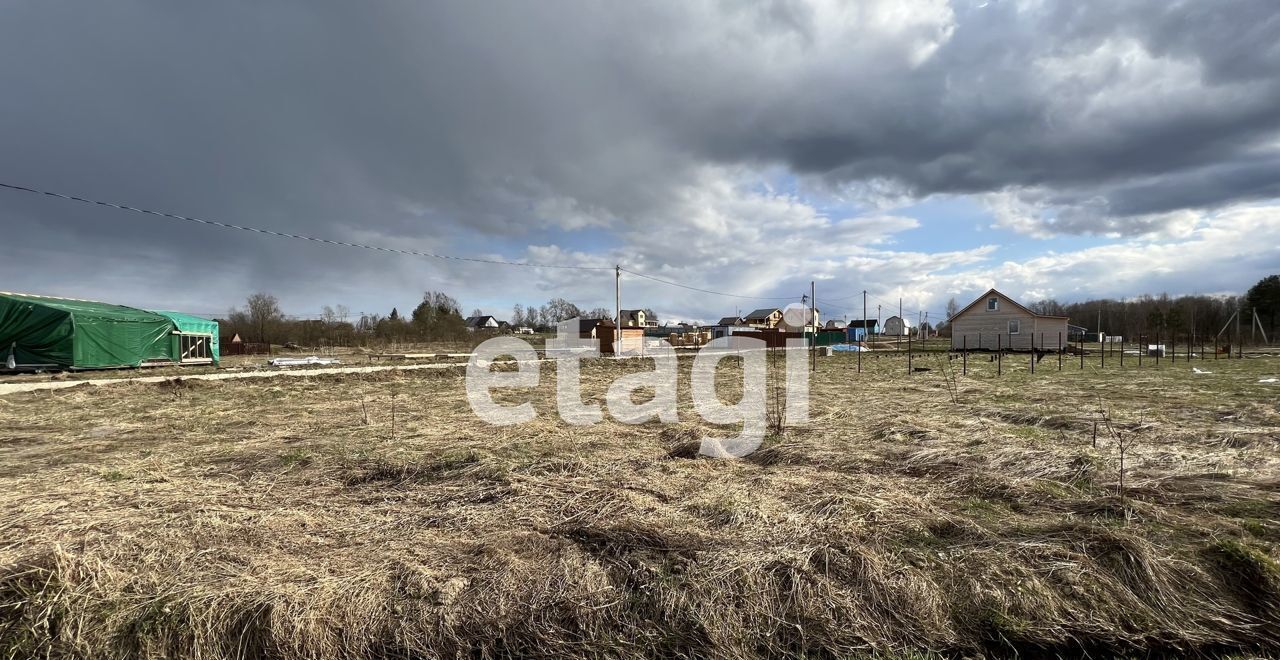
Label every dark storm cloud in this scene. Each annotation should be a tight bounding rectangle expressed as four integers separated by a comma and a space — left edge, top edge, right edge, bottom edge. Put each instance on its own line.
1, 0, 1278, 314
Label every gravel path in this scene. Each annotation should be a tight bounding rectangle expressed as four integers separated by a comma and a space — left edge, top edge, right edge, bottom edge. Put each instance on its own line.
0, 361, 480, 395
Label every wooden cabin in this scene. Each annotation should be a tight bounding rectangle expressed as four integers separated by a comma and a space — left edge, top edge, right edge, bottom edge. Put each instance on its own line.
949, 288, 1069, 351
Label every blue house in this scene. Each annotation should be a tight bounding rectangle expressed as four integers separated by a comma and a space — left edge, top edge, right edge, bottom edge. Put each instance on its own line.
846, 319, 878, 341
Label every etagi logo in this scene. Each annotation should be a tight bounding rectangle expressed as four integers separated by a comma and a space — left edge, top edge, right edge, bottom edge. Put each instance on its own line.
466, 311, 812, 458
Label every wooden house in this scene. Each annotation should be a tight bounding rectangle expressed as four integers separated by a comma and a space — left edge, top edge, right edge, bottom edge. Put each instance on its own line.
949, 288, 1070, 351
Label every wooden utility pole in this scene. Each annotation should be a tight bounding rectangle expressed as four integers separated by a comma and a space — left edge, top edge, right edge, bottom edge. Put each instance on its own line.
1237, 305, 1243, 358
615, 265, 621, 354
859, 290, 866, 373
811, 280, 816, 372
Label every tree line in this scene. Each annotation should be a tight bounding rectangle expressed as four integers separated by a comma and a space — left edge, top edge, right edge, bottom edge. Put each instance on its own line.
510, 299, 613, 330
217, 291, 616, 346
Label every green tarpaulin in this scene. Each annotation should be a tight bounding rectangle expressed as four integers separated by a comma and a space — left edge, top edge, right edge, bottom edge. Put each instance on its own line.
153, 311, 221, 363
0, 292, 219, 370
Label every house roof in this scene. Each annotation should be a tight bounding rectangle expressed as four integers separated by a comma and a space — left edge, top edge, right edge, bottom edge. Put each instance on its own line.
744, 307, 780, 321
578, 318, 614, 333
716, 316, 744, 326
465, 315, 497, 328
825, 320, 847, 329
846, 319, 879, 329
620, 309, 656, 323
953, 288, 1070, 320
885, 315, 916, 328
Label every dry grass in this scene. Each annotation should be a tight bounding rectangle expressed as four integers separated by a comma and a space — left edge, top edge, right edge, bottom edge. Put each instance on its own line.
2, 351, 1279, 658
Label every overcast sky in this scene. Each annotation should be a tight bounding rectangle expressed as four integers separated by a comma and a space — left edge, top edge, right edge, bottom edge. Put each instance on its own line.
2, 1, 1278, 324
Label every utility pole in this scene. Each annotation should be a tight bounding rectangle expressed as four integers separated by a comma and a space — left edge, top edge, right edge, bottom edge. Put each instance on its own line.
615, 265, 621, 354
811, 280, 817, 372
877, 304, 881, 338
860, 290, 866, 373
1237, 304, 1243, 358
898, 298, 903, 351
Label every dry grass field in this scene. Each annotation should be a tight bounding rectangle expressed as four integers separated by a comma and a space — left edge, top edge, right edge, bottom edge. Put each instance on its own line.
2, 350, 1279, 658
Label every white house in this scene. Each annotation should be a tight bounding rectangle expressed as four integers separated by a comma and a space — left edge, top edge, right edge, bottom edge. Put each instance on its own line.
882, 315, 915, 336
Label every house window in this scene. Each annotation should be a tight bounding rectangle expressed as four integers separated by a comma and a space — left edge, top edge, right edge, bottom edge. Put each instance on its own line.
987, 297, 999, 311
1008, 320, 1020, 335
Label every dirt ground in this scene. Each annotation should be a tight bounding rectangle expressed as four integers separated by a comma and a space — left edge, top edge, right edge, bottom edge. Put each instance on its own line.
1, 350, 1278, 658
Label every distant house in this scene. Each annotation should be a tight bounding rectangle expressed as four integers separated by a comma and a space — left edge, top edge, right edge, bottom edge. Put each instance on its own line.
744, 308, 782, 329
799, 307, 822, 333
950, 288, 1070, 351
883, 315, 915, 337
844, 319, 878, 341
465, 315, 500, 331
578, 318, 614, 339
825, 319, 847, 330
620, 309, 659, 328
708, 316, 747, 339
847, 319, 879, 335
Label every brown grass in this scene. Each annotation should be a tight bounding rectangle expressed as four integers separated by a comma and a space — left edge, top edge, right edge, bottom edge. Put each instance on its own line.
1, 351, 1279, 658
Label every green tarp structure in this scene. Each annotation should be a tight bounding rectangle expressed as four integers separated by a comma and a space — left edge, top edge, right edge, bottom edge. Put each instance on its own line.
153, 311, 221, 363
0, 292, 219, 370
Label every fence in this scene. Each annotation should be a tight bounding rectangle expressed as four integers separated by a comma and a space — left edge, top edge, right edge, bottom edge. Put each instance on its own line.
221, 341, 271, 356
931, 330, 1247, 377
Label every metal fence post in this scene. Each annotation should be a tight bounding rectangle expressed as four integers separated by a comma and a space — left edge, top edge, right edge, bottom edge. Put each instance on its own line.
963, 334, 967, 376
997, 333, 1002, 376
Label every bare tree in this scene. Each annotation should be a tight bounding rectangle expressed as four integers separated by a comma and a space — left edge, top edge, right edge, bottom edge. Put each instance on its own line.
245, 293, 283, 344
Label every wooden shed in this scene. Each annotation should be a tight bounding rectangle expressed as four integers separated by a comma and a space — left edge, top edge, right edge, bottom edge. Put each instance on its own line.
949, 288, 1069, 351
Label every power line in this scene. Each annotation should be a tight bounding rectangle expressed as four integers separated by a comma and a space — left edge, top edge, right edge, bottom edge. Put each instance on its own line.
618, 267, 801, 301
3, 181, 945, 311
0, 182, 613, 271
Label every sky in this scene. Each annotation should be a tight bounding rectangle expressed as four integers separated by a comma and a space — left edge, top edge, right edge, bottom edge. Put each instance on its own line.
1, 1, 1278, 325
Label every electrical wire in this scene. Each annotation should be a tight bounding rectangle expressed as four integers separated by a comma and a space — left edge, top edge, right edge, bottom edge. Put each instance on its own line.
2, 181, 956, 314
618, 267, 801, 301
0, 182, 613, 271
